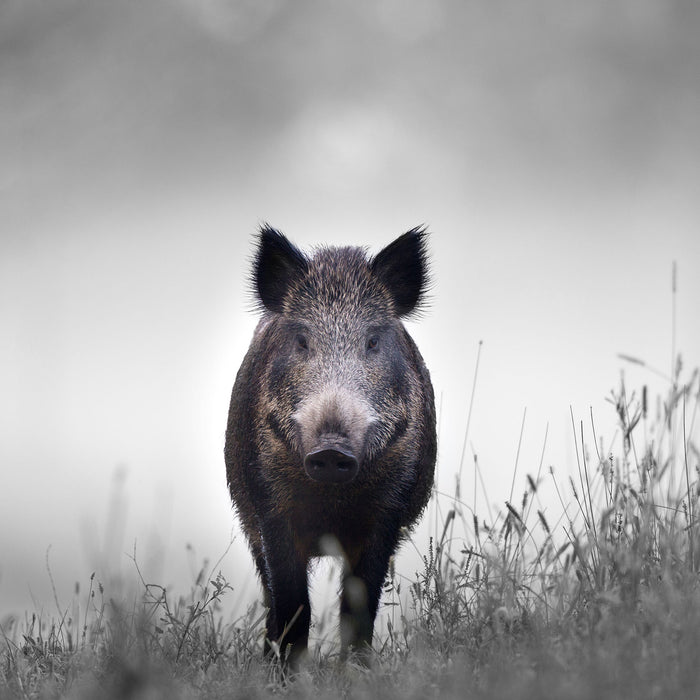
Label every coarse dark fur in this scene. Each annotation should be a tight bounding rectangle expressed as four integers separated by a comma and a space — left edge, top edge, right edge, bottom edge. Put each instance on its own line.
224, 225, 437, 665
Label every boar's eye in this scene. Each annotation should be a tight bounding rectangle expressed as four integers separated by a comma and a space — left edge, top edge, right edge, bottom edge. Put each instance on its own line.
296, 334, 309, 352
366, 335, 380, 352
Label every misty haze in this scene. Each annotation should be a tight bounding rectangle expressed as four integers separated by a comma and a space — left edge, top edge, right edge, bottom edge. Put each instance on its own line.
1, 1, 699, 697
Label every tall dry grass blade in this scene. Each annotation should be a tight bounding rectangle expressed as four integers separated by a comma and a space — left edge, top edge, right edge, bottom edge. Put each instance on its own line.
671, 260, 677, 387
686, 373, 700, 459
453, 340, 481, 560
618, 353, 645, 366
474, 453, 495, 525
683, 385, 694, 572
619, 379, 641, 471
618, 353, 672, 383
589, 407, 611, 513
523, 422, 549, 528
569, 408, 593, 536
509, 407, 527, 505
439, 509, 456, 551
580, 421, 599, 568
550, 467, 574, 533
458, 340, 482, 485
81, 572, 95, 650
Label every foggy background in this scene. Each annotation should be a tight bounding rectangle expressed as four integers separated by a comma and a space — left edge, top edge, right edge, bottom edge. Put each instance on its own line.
2, 0, 699, 627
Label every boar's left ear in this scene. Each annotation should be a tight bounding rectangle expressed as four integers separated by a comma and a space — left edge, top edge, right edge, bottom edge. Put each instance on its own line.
370, 226, 430, 317
253, 224, 309, 313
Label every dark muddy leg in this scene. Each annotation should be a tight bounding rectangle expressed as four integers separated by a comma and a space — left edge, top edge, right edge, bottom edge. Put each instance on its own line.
259, 522, 310, 668
340, 523, 401, 662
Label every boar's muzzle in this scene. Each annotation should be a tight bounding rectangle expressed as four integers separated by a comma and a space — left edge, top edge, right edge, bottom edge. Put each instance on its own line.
304, 444, 359, 484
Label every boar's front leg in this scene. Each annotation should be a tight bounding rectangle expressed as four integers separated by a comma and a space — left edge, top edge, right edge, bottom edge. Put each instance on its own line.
339, 520, 401, 660
259, 518, 310, 667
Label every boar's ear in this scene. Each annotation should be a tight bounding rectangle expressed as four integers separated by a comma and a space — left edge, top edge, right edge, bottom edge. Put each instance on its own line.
253, 224, 308, 313
370, 226, 430, 317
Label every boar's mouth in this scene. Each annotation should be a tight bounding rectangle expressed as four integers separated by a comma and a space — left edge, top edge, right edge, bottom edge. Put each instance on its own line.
304, 443, 359, 484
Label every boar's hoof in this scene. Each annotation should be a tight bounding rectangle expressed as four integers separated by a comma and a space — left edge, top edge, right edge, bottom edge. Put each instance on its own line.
304, 447, 359, 483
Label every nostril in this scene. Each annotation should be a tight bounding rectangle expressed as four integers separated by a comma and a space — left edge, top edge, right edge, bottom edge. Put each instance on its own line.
304, 447, 359, 483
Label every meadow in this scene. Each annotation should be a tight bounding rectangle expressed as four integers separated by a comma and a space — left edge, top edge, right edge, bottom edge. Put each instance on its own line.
2, 361, 698, 700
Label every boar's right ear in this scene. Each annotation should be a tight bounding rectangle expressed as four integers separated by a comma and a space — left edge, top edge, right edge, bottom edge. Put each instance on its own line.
253, 224, 309, 313
371, 226, 430, 317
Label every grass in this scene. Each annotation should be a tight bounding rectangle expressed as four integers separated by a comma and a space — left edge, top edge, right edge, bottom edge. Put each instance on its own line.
1, 360, 699, 699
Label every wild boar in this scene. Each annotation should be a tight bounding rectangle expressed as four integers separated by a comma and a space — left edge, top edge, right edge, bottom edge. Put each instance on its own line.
224, 225, 437, 664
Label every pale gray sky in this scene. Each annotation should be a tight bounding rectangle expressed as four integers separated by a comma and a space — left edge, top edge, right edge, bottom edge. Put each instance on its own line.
2, 0, 699, 623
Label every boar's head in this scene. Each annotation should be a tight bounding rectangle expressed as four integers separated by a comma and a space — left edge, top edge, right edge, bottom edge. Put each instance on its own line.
252, 225, 430, 487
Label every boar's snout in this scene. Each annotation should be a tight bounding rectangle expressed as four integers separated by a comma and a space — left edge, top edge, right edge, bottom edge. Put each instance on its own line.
294, 387, 375, 484
304, 444, 359, 484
